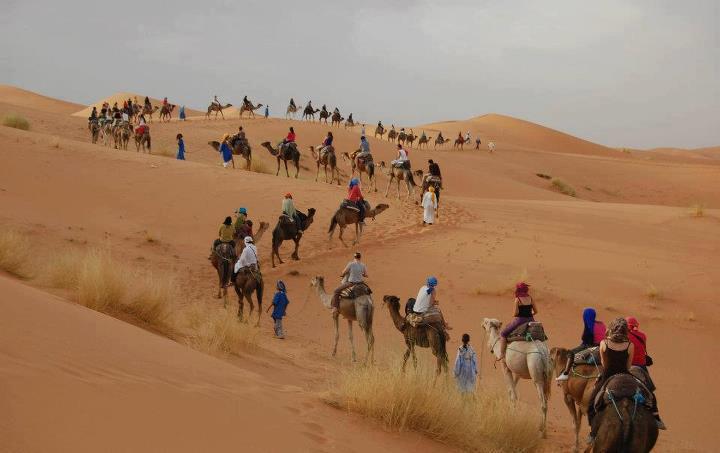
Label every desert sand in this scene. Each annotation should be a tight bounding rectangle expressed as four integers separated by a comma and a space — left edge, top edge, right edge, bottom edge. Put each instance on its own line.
1, 84, 718, 452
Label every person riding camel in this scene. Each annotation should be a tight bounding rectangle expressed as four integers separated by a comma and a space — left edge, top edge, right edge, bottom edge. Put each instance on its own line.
333, 107, 340, 114
626, 316, 666, 429
282, 193, 301, 225
233, 207, 248, 235
162, 97, 168, 109
346, 178, 365, 225
289, 98, 296, 108
377, 120, 383, 130
391, 143, 410, 169
212, 95, 221, 108
234, 126, 248, 147
420, 130, 427, 141
234, 236, 260, 280
320, 132, 333, 159
89, 106, 98, 121
465, 131, 471, 143
497, 282, 537, 361
212, 216, 236, 253
437, 131, 444, 142
243, 95, 251, 109
331, 252, 368, 315
357, 136, 371, 166
112, 108, 122, 126
424, 159, 442, 185
321, 104, 328, 113
556, 308, 606, 381
280, 127, 296, 153
144, 96, 151, 109
411, 276, 451, 334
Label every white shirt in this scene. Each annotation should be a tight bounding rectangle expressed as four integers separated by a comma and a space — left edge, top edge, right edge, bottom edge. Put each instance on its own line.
235, 244, 259, 272
122, 112, 129, 122
413, 285, 434, 313
397, 149, 408, 162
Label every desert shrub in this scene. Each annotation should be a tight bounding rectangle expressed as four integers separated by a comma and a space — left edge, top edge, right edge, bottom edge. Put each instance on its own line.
0, 228, 30, 277
551, 178, 576, 197
689, 203, 705, 218
125, 273, 173, 327
75, 250, 126, 311
250, 158, 272, 174
183, 304, 259, 354
535, 173, 552, 180
2, 113, 30, 131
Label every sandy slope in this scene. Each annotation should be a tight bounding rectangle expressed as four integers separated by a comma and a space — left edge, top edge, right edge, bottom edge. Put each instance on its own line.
1, 86, 719, 452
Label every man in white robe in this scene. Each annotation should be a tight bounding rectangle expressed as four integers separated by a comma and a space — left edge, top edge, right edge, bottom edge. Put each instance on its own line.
422, 186, 437, 225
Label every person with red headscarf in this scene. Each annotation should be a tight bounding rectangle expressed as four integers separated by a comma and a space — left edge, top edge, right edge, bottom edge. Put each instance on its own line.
626, 316, 648, 367
497, 282, 537, 361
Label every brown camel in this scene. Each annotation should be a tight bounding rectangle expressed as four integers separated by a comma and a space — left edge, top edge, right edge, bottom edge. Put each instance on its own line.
270, 208, 316, 267
397, 130, 407, 145
551, 347, 601, 451
385, 164, 416, 199
302, 105, 320, 121
141, 105, 160, 122
208, 140, 252, 170
309, 145, 340, 184
328, 202, 389, 246
260, 142, 301, 178
100, 122, 113, 147
318, 109, 332, 124
434, 136, 450, 149
206, 103, 233, 119
112, 123, 131, 150
342, 150, 377, 192
134, 127, 151, 153
344, 116, 356, 129
383, 295, 448, 375
89, 120, 100, 144
159, 104, 175, 122
233, 267, 264, 326
453, 136, 467, 149
239, 102, 264, 119
417, 135, 433, 149
405, 132, 417, 148
387, 128, 397, 142
331, 111, 344, 127
374, 125, 385, 139
311, 276, 375, 363
210, 242, 236, 303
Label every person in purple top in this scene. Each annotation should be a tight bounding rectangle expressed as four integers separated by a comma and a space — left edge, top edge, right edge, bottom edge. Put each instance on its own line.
497, 282, 537, 361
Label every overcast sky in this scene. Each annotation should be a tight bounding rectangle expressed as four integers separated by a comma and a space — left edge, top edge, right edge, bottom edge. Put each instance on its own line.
1, 0, 717, 148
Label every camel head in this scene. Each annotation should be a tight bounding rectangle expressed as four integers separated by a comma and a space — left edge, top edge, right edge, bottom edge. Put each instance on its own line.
370, 203, 390, 219
382, 295, 400, 310
208, 140, 220, 151
482, 318, 502, 333
549, 347, 569, 372
306, 208, 317, 219
310, 275, 324, 289
257, 221, 270, 233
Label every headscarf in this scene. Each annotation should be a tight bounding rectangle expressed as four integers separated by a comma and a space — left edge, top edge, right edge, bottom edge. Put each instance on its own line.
606, 317, 629, 343
244, 236, 254, 244
428, 186, 435, 193
582, 308, 596, 331
285, 193, 292, 199
349, 178, 359, 188
514, 282, 530, 298
237, 207, 247, 214
626, 316, 639, 331
426, 276, 438, 294
223, 216, 232, 226
222, 133, 230, 142
276, 280, 286, 292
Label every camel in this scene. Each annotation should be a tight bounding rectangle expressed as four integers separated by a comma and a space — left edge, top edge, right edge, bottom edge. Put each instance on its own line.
453, 136, 467, 149
159, 104, 175, 122
270, 208, 316, 267
208, 140, 252, 170
384, 164, 416, 200
210, 242, 235, 302
260, 142, 300, 178
397, 130, 407, 145
383, 295, 448, 375
374, 125, 385, 139
434, 136, 450, 149
309, 145, 340, 184
302, 105, 320, 121
387, 128, 398, 142
311, 276, 375, 363
286, 103, 298, 119
141, 105, 160, 122
134, 127, 151, 153
586, 374, 658, 453
405, 133, 417, 148
483, 318, 553, 437
344, 116, 356, 129
417, 135, 433, 149
319, 109, 332, 124
89, 120, 100, 144
233, 266, 264, 326
488, 141, 496, 153
331, 111, 344, 127
328, 202, 389, 246
100, 122, 113, 147
112, 123, 131, 150
206, 103, 233, 119
342, 150, 378, 192
239, 102, 264, 119
550, 347, 602, 452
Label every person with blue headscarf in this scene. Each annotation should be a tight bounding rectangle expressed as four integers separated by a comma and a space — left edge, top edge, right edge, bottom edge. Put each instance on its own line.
413, 276, 438, 314
347, 177, 365, 224
556, 307, 607, 381
267, 280, 290, 339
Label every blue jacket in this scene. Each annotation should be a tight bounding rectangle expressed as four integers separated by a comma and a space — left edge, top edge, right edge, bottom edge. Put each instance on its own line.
271, 291, 289, 319
219, 142, 233, 162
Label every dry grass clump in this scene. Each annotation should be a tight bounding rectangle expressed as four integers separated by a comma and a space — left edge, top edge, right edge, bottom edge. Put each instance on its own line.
75, 250, 126, 311
155, 146, 176, 158
125, 274, 173, 327
325, 364, 540, 452
2, 113, 30, 131
645, 283, 662, 302
689, 203, 705, 218
250, 158, 272, 174
0, 228, 30, 278
550, 177, 576, 197
183, 304, 259, 354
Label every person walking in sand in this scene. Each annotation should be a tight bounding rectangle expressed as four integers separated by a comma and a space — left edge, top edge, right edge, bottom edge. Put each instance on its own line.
422, 186, 438, 225
176, 134, 185, 160
454, 333, 478, 393
264, 105, 269, 119
219, 134, 234, 168
179, 105, 186, 121
267, 280, 290, 339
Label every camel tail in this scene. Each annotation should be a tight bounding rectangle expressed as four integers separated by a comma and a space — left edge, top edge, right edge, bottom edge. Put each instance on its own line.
328, 214, 338, 234
540, 342, 553, 398
408, 171, 417, 187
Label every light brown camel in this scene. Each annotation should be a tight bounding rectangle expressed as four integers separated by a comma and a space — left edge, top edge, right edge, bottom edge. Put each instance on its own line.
328, 202, 389, 246
141, 105, 160, 122
260, 142, 300, 178
344, 116, 356, 129
159, 104, 175, 122
384, 164, 416, 199
342, 150, 378, 192
374, 125, 385, 139
239, 102, 264, 119
319, 109, 332, 124
550, 347, 601, 452
397, 130, 407, 144
208, 140, 252, 170
309, 145, 340, 184
405, 132, 417, 148
206, 103, 233, 119
89, 120, 100, 144
112, 123, 131, 150
383, 295, 448, 375
311, 276, 375, 363
417, 135, 433, 149
453, 136, 467, 149
387, 128, 397, 142
286, 103, 298, 119
100, 122, 113, 147
331, 111, 344, 127
434, 136, 450, 149
134, 127, 151, 153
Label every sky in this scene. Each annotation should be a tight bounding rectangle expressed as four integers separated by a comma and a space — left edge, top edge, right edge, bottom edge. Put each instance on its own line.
1, 0, 718, 148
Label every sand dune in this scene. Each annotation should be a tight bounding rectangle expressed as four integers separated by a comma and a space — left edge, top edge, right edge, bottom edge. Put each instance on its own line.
0, 84, 83, 114
1, 85, 719, 452
71, 92, 204, 118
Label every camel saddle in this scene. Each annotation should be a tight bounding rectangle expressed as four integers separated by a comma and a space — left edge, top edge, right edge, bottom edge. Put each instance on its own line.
340, 200, 369, 212
339, 282, 372, 299
393, 161, 411, 170
593, 372, 654, 413
506, 321, 547, 343
406, 305, 444, 328
574, 346, 601, 366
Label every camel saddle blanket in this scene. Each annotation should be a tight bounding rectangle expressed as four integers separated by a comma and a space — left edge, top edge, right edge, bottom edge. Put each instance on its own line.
426, 175, 442, 186
135, 125, 148, 135
593, 373, 654, 413
507, 321, 548, 343
575, 346, 601, 366
393, 161, 411, 170
406, 306, 443, 328
340, 200, 360, 212
339, 282, 372, 299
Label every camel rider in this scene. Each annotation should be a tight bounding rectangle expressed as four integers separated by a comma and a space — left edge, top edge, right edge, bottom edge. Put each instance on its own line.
320, 132, 333, 158
212, 216, 236, 252
127, 98, 133, 112
556, 308, 606, 381
424, 159, 442, 185
121, 110, 129, 124
212, 95, 221, 108
162, 97, 168, 107
357, 136, 371, 165
347, 178, 365, 225
626, 316, 666, 429
234, 207, 248, 234
282, 193, 301, 225
281, 127, 296, 153
420, 130, 427, 141
89, 106, 98, 121
289, 98, 296, 108
391, 143, 410, 169
235, 126, 248, 147
112, 109, 122, 126
465, 131, 471, 143
497, 282, 537, 361
321, 104, 327, 113
377, 121, 383, 131
243, 95, 251, 108
144, 96, 151, 108
234, 236, 260, 279
437, 131, 444, 142
413, 277, 450, 332
333, 107, 340, 114
331, 252, 368, 315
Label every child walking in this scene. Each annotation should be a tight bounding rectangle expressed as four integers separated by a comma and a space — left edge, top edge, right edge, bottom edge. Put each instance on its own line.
268, 280, 290, 339
454, 333, 478, 393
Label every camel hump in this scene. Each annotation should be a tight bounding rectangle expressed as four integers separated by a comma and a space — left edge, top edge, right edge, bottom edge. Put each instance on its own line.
339, 282, 372, 299
595, 373, 654, 412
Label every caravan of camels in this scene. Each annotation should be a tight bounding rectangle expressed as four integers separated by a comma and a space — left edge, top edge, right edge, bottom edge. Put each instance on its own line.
82, 92, 666, 453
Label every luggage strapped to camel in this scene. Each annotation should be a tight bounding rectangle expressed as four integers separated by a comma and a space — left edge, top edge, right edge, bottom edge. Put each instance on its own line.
506, 321, 548, 343
338, 282, 372, 300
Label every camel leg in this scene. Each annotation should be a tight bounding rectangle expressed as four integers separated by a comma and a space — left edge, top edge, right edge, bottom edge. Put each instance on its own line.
294, 160, 299, 178
246, 292, 255, 325
284, 160, 290, 178
315, 164, 320, 182
502, 367, 519, 402
353, 223, 360, 246
347, 319, 356, 362
384, 176, 393, 198
534, 379, 549, 438
332, 314, 340, 357
276, 158, 281, 176
338, 225, 348, 247
291, 236, 300, 260
396, 180, 401, 200
411, 345, 418, 370
234, 284, 244, 321
402, 345, 411, 372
